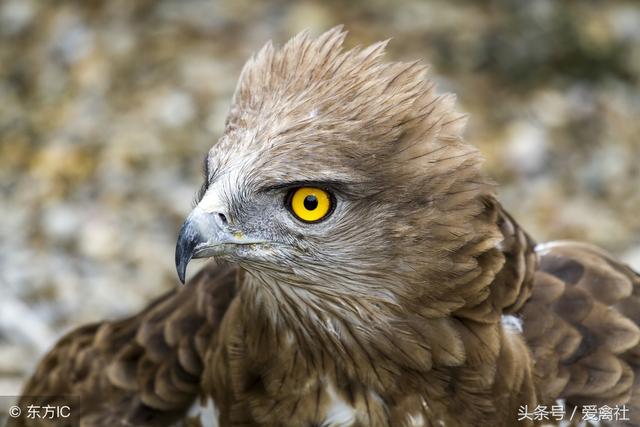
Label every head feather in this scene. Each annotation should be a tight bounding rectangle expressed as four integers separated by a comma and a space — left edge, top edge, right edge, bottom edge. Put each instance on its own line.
220, 27, 482, 194
212, 28, 500, 313
227, 27, 466, 146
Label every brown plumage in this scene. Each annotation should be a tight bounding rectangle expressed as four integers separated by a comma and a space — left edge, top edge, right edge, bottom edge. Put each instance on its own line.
14, 28, 640, 427
12, 265, 236, 427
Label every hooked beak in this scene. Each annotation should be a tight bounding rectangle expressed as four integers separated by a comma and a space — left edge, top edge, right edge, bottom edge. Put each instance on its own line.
175, 208, 261, 284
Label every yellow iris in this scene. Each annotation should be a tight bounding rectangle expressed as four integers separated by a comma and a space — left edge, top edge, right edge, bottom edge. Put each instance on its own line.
289, 187, 332, 223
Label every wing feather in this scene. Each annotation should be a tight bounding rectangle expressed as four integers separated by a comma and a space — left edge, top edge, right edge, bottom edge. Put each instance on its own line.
11, 263, 237, 427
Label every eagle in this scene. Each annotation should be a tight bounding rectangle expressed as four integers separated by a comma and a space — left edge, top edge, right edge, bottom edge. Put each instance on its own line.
13, 27, 640, 427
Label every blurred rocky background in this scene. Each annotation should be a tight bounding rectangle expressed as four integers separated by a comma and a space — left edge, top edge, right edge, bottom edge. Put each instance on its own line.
0, 0, 639, 406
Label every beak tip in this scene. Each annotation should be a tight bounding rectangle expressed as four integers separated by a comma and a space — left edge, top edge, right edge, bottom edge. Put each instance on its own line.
175, 232, 193, 285
175, 249, 190, 285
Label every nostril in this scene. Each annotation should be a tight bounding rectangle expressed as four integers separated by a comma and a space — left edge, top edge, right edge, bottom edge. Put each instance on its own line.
217, 212, 228, 225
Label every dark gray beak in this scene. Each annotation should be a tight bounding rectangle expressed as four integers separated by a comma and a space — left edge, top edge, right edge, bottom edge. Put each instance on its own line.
175, 208, 264, 284
175, 208, 228, 284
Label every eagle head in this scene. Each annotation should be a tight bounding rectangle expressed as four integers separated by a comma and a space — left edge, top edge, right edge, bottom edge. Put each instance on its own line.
176, 27, 500, 313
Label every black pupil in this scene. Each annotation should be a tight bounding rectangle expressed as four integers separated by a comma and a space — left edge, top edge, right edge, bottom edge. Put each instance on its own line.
303, 195, 318, 211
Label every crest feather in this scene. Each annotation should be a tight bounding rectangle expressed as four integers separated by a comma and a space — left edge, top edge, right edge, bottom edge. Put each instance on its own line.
221, 27, 488, 211
227, 27, 465, 145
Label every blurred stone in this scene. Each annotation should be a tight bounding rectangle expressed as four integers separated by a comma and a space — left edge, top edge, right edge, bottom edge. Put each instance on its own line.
0, 376, 24, 397
148, 89, 197, 128
608, 6, 640, 41
78, 215, 122, 260
0, 297, 55, 352
531, 90, 568, 128
0, 344, 33, 373
504, 121, 548, 175
30, 142, 96, 190
40, 203, 82, 244
49, 9, 95, 65
0, 0, 34, 35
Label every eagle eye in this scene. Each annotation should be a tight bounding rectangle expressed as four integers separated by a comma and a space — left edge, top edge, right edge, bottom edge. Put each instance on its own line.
287, 187, 333, 223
